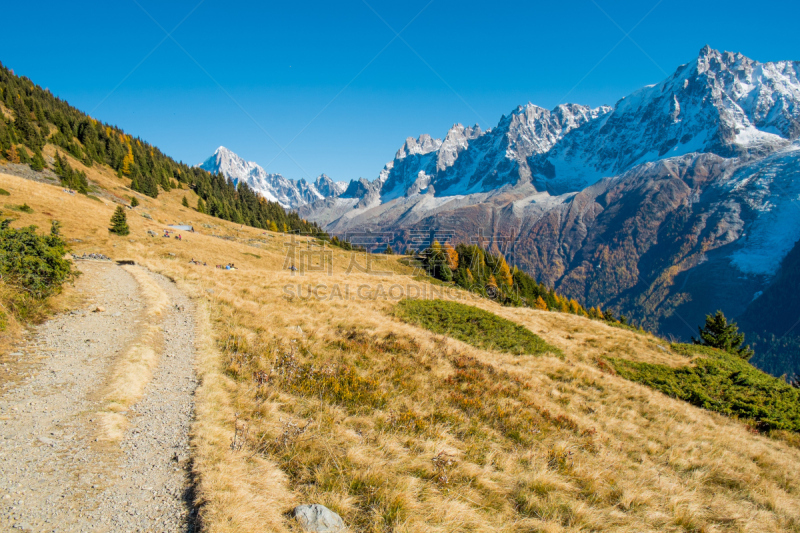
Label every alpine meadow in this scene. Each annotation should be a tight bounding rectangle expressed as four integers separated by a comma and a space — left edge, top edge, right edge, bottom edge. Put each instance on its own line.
1, 2, 800, 532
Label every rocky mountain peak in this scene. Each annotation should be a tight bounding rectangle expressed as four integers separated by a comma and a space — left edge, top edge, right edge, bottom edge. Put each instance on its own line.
396, 134, 442, 160
437, 123, 482, 171
198, 147, 342, 209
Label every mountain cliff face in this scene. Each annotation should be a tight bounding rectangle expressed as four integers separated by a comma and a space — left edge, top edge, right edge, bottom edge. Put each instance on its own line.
529, 45, 800, 193
298, 46, 800, 376
198, 146, 345, 209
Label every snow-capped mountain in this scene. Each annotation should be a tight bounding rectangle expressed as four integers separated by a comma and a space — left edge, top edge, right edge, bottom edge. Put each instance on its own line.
312, 45, 800, 212
371, 103, 611, 203
197, 146, 344, 209
299, 46, 800, 369
530, 45, 800, 193
312, 174, 348, 198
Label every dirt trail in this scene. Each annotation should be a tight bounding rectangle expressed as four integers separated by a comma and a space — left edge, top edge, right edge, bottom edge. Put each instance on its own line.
0, 261, 198, 532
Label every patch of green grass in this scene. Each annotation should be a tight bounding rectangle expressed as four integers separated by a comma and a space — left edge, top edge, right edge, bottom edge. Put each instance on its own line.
242, 252, 261, 259
609, 343, 800, 432
5, 203, 33, 213
394, 298, 560, 356
0, 188, 10, 196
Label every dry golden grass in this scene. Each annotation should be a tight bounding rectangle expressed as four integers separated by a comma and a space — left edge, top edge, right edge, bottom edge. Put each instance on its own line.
95, 265, 170, 442
4, 164, 800, 533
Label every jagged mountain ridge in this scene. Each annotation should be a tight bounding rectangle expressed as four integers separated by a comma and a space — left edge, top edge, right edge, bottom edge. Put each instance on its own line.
528, 45, 800, 193
198, 146, 346, 209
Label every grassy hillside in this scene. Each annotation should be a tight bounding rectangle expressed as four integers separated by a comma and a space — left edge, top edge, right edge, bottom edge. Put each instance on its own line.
0, 61, 325, 236
3, 168, 800, 533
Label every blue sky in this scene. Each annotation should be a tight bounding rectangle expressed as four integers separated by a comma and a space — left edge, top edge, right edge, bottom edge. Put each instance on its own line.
2, 0, 798, 182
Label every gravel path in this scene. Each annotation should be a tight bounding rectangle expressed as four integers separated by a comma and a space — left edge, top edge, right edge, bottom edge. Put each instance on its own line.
0, 262, 198, 532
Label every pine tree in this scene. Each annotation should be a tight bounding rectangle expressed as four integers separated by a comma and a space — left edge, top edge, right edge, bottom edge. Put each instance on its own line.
130, 196, 139, 207
197, 198, 206, 214
30, 150, 45, 171
109, 205, 130, 236
16, 146, 30, 164
384, 244, 393, 255
182, 196, 189, 208
693, 310, 754, 360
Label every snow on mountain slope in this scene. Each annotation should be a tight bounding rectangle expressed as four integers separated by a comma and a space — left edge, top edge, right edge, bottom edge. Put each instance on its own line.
725, 142, 800, 275
198, 146, 343, 209
530, 46, 800, 193
357, 103, 611, 206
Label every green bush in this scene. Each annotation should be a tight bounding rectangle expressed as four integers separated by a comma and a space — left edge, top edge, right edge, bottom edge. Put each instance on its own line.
0, 188, 9, 196
609, 343, 800, 432
0, 219, 75, 299
7, 203, 33, 213
395, 299, 560, 356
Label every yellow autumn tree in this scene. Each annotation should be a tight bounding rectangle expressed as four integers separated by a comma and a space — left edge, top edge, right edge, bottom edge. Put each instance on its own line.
569, 299, 586, 316
465, 268, 475, 284
535, 296, 548, 310
496, 254, 513, 286
6, 145, 19, 164
487, 275, 499, 293
121, 145, 134, 175
443, 242, 459, 270
269, 221, 279, 232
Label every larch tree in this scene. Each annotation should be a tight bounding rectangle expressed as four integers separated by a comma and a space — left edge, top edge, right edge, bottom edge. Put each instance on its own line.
443, 242, 459, 271
496, 254, 513, 286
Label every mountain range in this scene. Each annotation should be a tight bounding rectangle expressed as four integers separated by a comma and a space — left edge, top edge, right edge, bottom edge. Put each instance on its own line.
201, 46, 800, 378
198, 146, 346, 210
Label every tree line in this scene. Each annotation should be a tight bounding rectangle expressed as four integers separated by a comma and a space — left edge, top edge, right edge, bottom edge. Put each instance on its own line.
419, 241, 632, 326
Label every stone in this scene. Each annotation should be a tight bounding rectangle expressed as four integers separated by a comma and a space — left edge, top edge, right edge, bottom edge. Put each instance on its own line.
94, 306, 106, 313
293, 504, 345, 532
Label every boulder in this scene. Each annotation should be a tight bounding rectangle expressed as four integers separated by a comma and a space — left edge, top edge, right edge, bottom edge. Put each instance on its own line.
293, 504, 345, 532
